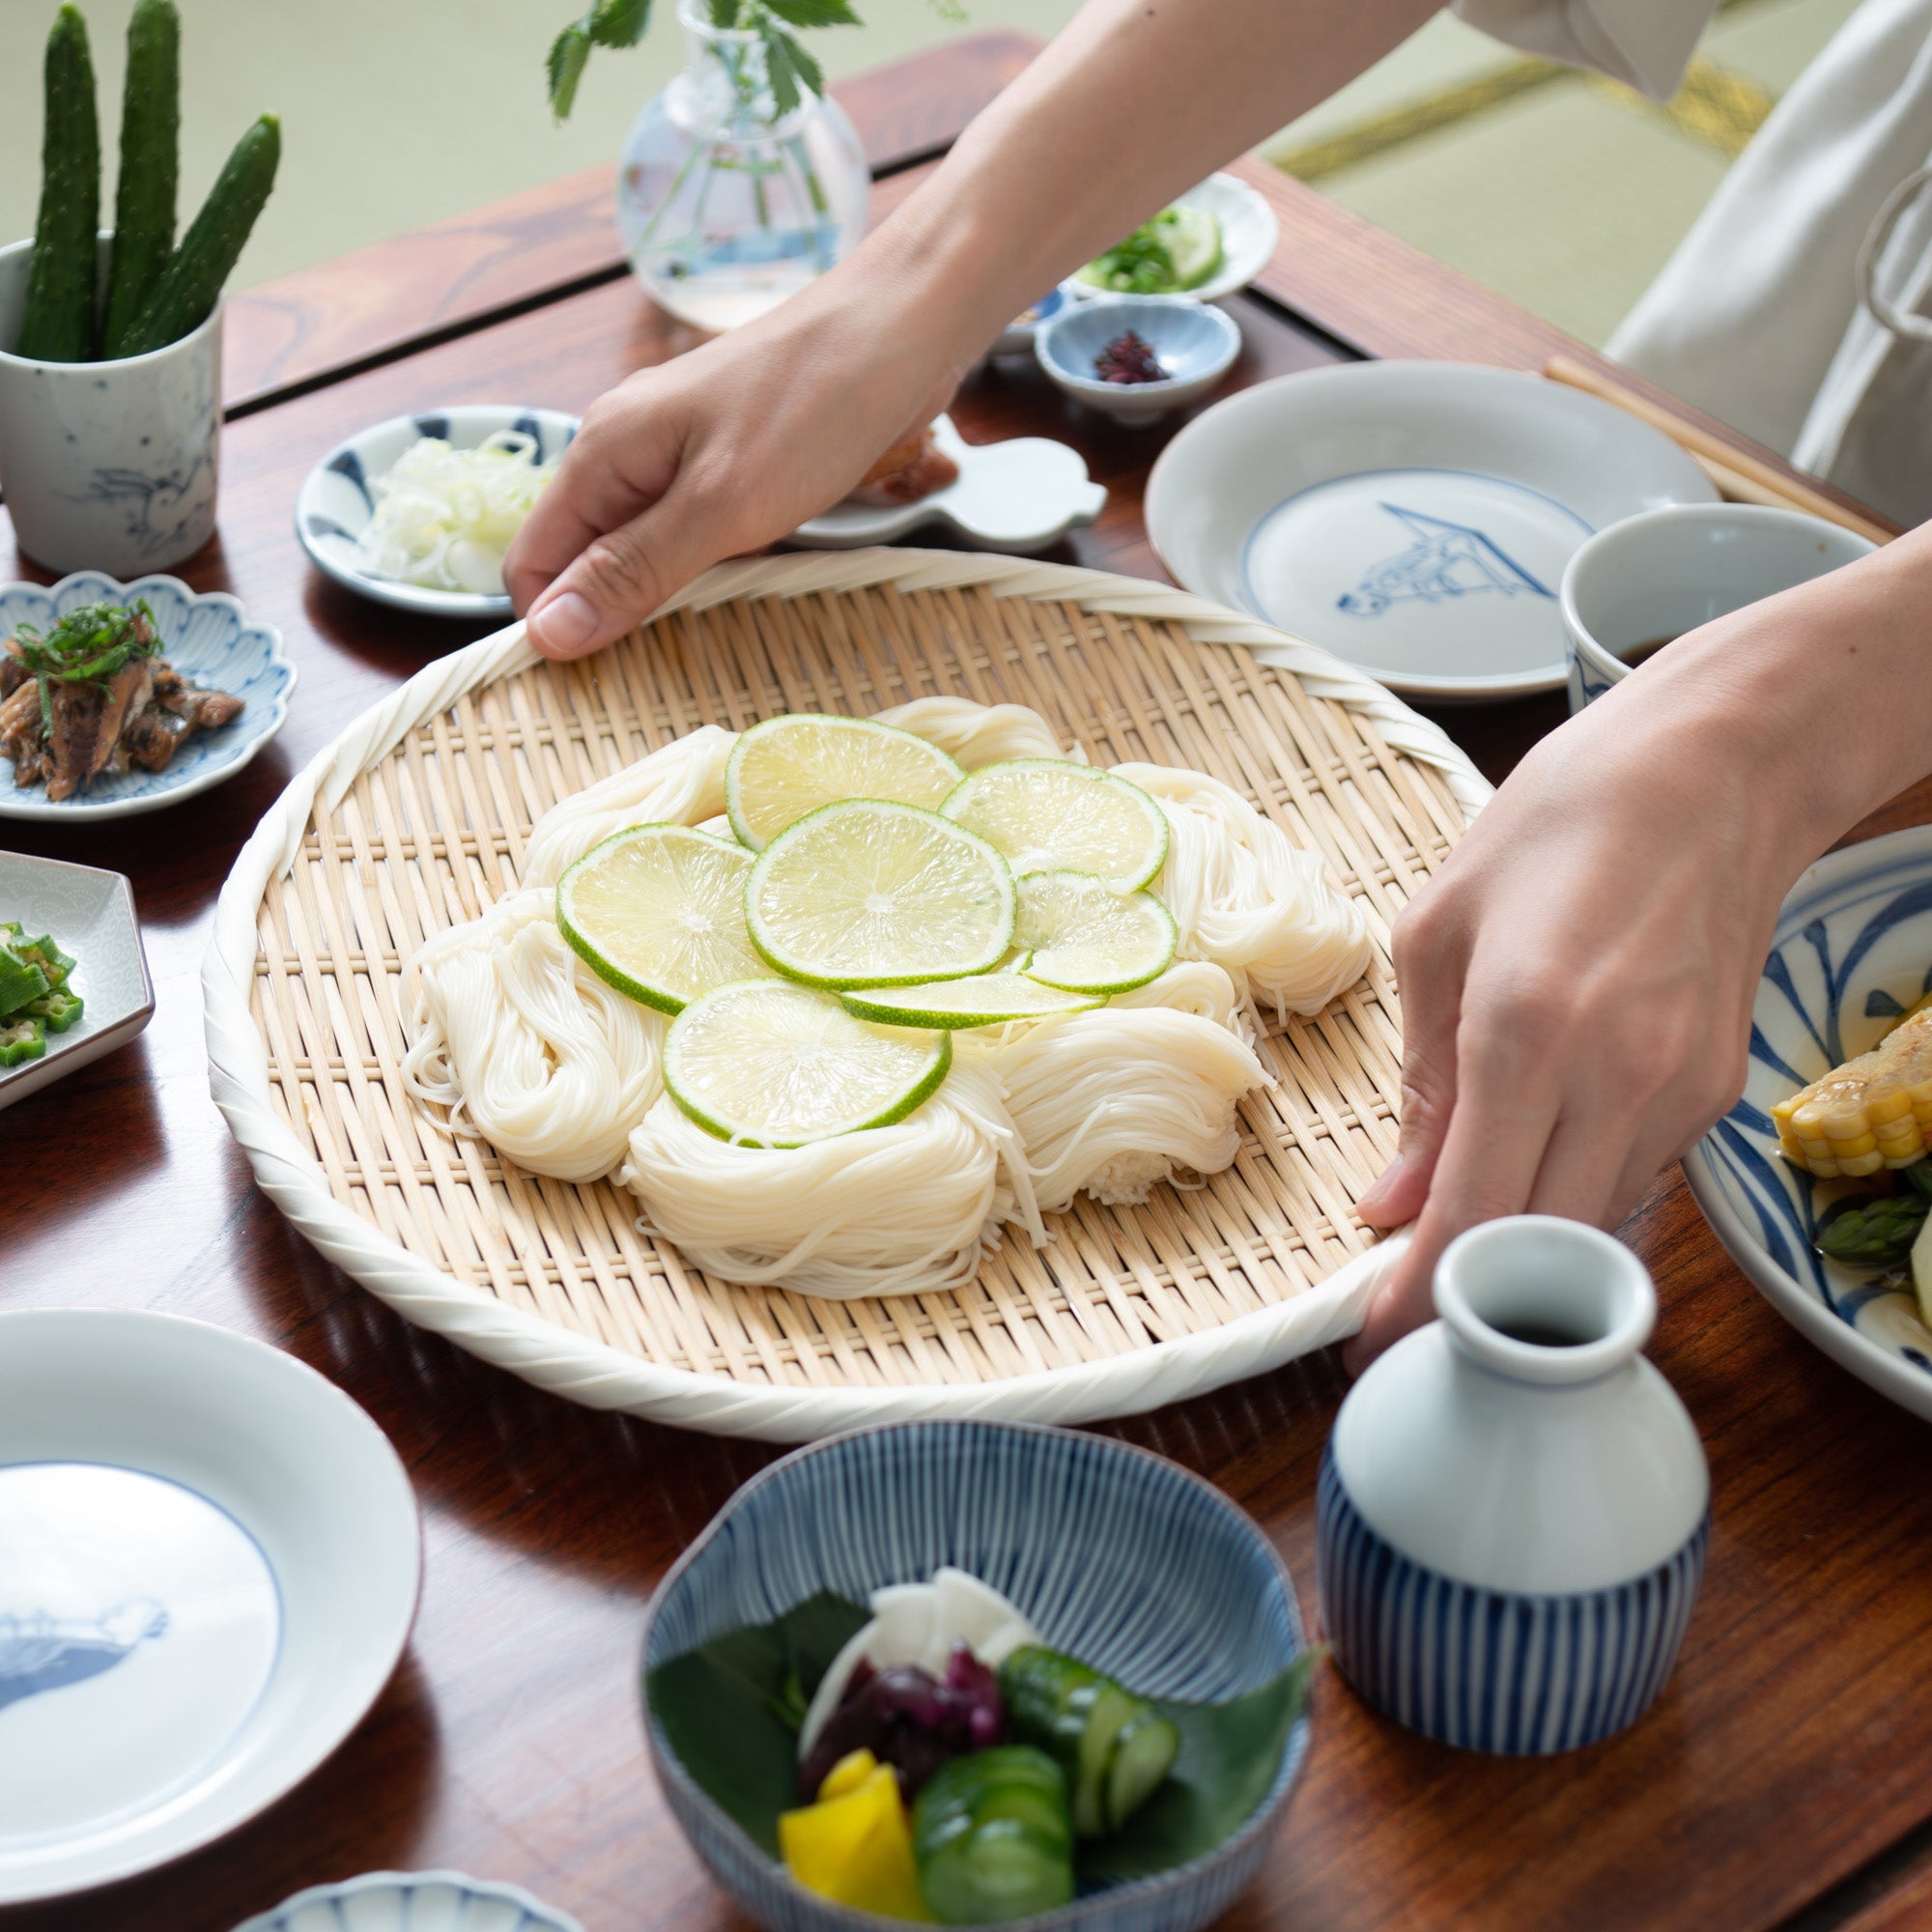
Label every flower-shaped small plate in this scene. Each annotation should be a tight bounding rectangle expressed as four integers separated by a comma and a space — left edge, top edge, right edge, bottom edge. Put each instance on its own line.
0, 851, 154, 1114
0, 571, 294, 821
232, 1870, 584, 1932
789, 415, 1106, 554
1066, 172, 1281, 307
297, 405, 580, 619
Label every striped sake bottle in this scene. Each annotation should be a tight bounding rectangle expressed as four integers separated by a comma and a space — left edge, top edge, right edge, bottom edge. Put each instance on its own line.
1318, 1216, 1709, 1754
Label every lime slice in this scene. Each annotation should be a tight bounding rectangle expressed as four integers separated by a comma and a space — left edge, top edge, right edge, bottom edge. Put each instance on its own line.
841, 972, 1103, 1030
726, 713, 965, 851
664, 979, 951, 1146
556, 824, 768, 1014
1016, 870, 1178, 993
748, 799, 1015, 989
1163, 203, 1224, 291
941, 761, 1169, 891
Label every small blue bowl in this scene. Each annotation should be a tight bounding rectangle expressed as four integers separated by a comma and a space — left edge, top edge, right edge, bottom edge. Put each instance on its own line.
641, 1419, 1311, 1932
1035, 298, 1241, 428
231, 1870, 584, 1931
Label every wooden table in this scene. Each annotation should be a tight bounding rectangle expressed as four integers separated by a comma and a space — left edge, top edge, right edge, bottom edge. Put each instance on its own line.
5, 33, 1931, 1932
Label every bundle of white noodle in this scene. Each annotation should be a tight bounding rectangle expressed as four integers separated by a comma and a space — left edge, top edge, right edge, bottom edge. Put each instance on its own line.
1109, 959, 1246, 1036
402, 889, 665, 1182
1117, 763, 1372, 1021
519, 725, 735, 886
877, 696, 1082, 769
618, 1058, 1037, 1299
975, 1007, 1268, 1212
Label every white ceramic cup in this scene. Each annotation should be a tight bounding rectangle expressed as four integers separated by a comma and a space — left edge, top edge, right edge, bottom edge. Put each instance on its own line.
0, 233, 221, 576
1560, 502, 1876, 714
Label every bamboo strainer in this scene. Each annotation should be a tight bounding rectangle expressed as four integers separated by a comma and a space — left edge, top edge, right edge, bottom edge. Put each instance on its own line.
206, 551, 1490, 1441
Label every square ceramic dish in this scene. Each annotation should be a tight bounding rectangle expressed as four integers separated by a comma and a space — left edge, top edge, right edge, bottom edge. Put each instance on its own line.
0, 851, 153, 1113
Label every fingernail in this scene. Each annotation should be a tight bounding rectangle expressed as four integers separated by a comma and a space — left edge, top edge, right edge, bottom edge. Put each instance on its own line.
530, 590, 597, 656
1357, 1153, 1403, 1214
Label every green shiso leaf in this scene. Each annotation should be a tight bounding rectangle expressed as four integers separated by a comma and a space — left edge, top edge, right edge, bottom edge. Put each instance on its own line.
646, 1593, 1319, 1880
645, 1590, 869, 1856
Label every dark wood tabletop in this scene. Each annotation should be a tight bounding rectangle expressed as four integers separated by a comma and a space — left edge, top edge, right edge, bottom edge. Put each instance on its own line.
6, 33, 1932, 1932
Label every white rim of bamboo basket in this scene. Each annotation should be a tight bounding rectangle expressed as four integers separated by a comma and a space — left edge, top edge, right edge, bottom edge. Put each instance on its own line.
203, 548, 1490, 1442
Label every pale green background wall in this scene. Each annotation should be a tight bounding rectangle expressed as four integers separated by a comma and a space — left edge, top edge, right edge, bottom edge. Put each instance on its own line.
0, 0, 1089, 289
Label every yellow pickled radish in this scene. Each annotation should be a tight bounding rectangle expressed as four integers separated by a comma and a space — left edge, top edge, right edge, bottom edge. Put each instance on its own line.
818, 1747, 881, 1803
779, 1760, 932, 1921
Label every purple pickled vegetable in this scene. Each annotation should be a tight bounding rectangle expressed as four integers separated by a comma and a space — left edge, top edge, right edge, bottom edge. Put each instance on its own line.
799, 1643, 1008, 1800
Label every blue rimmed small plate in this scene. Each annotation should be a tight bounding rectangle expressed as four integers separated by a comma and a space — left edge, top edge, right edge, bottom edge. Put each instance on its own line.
296, 405, 580, 619
1685, 824, 1932, 1423
232, 1871, 584, 1932
0, 572, 294, 821
642, 1418, 1312, 1932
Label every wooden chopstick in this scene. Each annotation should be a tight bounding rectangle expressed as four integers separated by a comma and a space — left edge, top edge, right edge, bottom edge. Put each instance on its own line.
1543, 353, 1896, 546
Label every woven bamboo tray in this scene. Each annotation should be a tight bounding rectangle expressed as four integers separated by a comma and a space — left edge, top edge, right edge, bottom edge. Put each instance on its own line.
206, 550, 1490, 1441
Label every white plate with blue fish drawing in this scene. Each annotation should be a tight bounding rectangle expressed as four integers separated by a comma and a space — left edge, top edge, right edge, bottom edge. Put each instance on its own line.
0, 1309, 420, 1903
297, 405, 580, 618
1145, 361, 1719, 702
233, 1870, 584, 1932
1686, 826, 1932, 1426
0, 572, 295, 820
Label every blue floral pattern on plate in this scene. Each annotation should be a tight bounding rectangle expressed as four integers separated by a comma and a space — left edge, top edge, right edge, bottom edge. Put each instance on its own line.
1684, 825, 1932, 1422
231, 1871, 583, 1932
0, 571, 294, 821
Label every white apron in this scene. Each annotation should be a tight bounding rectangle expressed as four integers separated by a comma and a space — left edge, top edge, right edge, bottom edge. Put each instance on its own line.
1454, 0, 1932, 526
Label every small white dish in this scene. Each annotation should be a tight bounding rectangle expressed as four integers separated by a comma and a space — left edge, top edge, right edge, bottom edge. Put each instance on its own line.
296, 405, 580, 619
789, 413, 1106, 554
0, 851, 154, 1113
1036, 295, 1241, 427
233, 1870, 584, 1932
0, 571, 294, 819
0, 1309, 420, 1904
1561, 502, 1876, 712
1067, 172, 1279, 306
1146, 362, 1719, 703
1685, 824, 1932, 1427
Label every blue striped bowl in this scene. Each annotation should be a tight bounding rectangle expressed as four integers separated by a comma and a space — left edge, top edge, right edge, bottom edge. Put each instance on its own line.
641, 1420, 1311, 1932
0, 570, 294, 822
1317, 1449, 1707, 1754
1685, 824, 1932, 1423
230, 1870, 583, 1931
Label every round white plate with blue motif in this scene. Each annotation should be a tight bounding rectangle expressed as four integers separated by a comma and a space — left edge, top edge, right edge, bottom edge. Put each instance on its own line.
233, 1870, 583, 1932
1686, 826, 1932, 1425
0, 571, 294, 821
1144, 361, 1719, 702
297, 405, 580, 619
0, 1309, 420, 1903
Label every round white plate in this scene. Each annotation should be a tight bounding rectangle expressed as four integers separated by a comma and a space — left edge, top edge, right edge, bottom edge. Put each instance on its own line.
0, 572, 295, 819
1068, 171, 1280, 306
1145, 362, 1719, 702
1685, 826, 1932, 1425
234, 1870, 583, 1932
789, 415, 1105, 554
0, 1310, 420, 1904
297, 405, 579, 619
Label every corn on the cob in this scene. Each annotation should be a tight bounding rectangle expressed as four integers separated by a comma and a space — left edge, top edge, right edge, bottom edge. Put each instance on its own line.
1774, 1007, 1932, 1177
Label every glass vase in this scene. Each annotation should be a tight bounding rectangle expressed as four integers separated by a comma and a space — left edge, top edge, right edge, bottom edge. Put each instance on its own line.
616, 0, 871, 332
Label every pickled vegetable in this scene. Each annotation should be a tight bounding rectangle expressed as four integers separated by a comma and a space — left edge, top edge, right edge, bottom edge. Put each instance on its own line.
780, 1752, 931, 1920
801, 1644, 1006, 1802
912, 1746, 1074, 1925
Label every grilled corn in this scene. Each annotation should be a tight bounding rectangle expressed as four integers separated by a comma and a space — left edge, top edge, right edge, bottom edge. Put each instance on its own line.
1775, 1007, 1932, 1176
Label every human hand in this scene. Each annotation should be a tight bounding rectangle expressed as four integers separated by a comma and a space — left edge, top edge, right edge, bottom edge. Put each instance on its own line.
504, 289, 960, 660
1342, 640, 1812, 1371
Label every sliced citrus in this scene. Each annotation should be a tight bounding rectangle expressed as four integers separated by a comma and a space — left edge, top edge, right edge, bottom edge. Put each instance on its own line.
746, 799, 1016, 989
941, 760, 1168, 891
555, 824, 768, 1013
841, 972, 1103, 1030
1015, 869, 1179, 993
663, 979, 951, 1146
726, 713, 965, 851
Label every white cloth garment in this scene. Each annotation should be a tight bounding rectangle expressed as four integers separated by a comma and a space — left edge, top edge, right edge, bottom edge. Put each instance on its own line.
1453, 0, 1932, 526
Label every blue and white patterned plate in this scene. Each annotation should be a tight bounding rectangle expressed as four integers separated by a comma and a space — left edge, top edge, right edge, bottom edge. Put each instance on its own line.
296, 405, 580, 619
0, 571, 294, 822
643, 1419, 1311, 1932
232, 1870, 584, 1932
1685, 825, 1932, 1423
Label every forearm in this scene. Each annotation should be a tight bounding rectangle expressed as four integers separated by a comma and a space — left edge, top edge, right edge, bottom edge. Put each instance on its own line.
789, 0, 1438, 383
